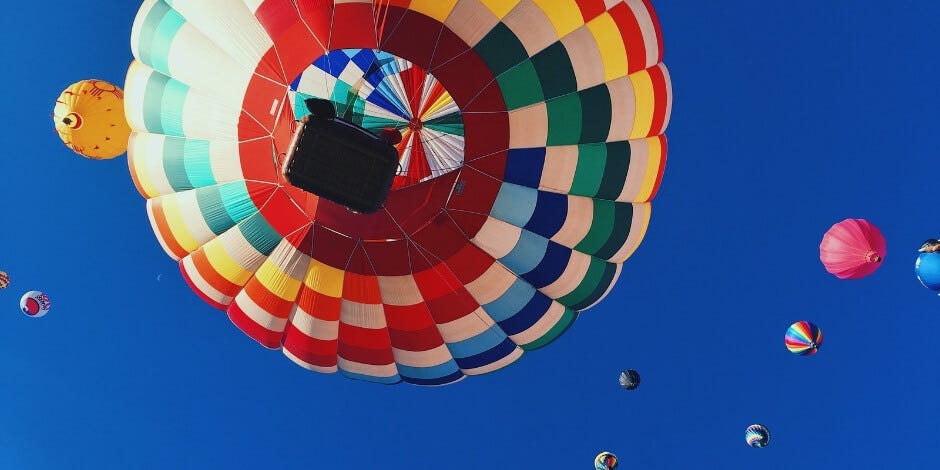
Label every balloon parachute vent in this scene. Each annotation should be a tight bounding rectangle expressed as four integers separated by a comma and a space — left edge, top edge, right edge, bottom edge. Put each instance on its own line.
282, 115, 399, 214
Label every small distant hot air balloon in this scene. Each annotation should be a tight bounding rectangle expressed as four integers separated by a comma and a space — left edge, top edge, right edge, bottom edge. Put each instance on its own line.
619, 370, 641, 390
53, 79, 131, 159
819, 218, 886, 279
594, 451, 618, 470
20, 291, 51, 317
916, 239, 940, 295
745, 424, 770, 448
785, 321, 822, 356
0, 271, 9, 289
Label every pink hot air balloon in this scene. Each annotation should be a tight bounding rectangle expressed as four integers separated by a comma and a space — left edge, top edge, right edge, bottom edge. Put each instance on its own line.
819, 218, 886, 279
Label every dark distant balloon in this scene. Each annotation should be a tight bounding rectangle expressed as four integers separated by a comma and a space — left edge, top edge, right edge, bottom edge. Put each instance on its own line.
619, 369, 640, 390
745, 424, 770, 448
594, 451, 618, 470
20, 291, 51, 318
0, 271, 8, 289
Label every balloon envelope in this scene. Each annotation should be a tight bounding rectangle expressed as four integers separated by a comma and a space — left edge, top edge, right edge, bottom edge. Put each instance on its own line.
594, 451, 618, 470
124, 0, 671, 385
785, 320, 822, 356
819, 218, 886, 279
20, 291, 51, 318
619, 369, 640, 390
915, 253, 940, 292
745, 424, 770, 448
0, 271, 8, 289
53, 79, 131, 159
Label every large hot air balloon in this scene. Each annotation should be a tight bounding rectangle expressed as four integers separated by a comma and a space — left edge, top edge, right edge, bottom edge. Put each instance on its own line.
594, 451, 618, 470
745, 424, 770, 448
819, 218, 886, 279
916, 239, 940, 294
785, 320, 822, 356
0, 271, 9, 290
53, 79, 131, 159
124, 0, 671, 385
20, 291, 51, 318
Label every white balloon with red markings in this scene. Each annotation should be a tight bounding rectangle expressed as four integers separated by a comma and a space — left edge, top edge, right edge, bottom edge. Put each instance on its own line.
20, 291, 51, 318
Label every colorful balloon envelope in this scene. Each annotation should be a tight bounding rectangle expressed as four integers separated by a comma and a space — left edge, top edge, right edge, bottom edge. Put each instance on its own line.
819, 218, 886, 279
594, 451, 618, 470
124, 0, 671, 385
785, 320, 822, 356
745, 424, 770, 448
0, 271, 8, 289
53, 79, 131, 160
619, 369, 640, 390
915, 241, 940, 293
20, 291, 51, 318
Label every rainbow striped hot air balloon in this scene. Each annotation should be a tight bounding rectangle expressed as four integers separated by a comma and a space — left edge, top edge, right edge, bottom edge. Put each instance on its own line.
785, 320, 822, 356
124, 0, 672, 385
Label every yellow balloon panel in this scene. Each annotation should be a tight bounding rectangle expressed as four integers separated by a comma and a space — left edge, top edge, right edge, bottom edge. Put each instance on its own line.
53, 79, 131, 160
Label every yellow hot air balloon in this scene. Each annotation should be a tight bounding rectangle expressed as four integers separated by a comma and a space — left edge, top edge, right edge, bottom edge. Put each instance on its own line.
53, 79, 131, 160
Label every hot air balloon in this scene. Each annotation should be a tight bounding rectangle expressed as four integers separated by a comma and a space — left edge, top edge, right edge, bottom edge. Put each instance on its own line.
819, 218, 886, 279
619, 369, 640, 390
594, 451, 618, 470
0, 271, 9, 289
53, 79, 131, 159
785, 320, 822, 356
915, 239, 940, 294
124, 0, 671, 385
745, 424, 769, 448
20, 291, 51, 318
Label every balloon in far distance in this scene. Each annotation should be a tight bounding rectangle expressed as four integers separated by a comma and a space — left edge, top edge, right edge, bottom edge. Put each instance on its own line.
53, 79, 131, 160
819, 218, 886, 279
915, 239, 940, 294
594, 451, 618, 470
0, 270, 9, 289
745, 424, 770, 448
20, 291, 51, 318
785, 320, 822, 356
619, 369, 641, 390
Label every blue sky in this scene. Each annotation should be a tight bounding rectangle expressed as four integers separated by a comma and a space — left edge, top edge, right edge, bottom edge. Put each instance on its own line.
1, 1, 938, 468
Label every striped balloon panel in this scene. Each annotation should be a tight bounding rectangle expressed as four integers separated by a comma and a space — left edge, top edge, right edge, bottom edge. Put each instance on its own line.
125, 0, 670, 385
784, 320, 823, 356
